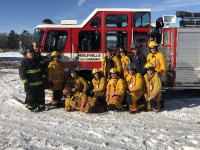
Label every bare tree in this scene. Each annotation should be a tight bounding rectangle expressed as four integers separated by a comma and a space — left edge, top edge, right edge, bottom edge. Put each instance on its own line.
20, 30, 33, 49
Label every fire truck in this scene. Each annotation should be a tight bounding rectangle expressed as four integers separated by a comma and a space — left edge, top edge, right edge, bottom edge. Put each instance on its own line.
32, 8, 200, 89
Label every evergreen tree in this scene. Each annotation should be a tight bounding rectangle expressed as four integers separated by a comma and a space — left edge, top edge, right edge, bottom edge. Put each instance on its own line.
7, 30, 18, 50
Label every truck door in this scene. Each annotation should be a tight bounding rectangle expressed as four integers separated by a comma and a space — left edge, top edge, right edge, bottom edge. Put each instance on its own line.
175, 28, 200, 85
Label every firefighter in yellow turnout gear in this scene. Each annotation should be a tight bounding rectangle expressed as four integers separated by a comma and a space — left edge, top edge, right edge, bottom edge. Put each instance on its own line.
143, 62, 162, 111
64, 89, 104, 113
106, 68, 126, 111
101, 49, 122, 79
91, 68, 107, 107
125, 63, 146, 113
65, 68, 89, 94
147, 41, 167, 77
117, 46, 130, 79
47, 51, 65, 106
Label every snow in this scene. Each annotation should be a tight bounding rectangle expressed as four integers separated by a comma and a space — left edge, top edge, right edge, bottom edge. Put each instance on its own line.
0, 69, 200, 150
0, 52, 23, 57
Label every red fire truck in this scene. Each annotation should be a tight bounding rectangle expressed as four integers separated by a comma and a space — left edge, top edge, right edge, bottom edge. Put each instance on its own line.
32, 8, 200, 89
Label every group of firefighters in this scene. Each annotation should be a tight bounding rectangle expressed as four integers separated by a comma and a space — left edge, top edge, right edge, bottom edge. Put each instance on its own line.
19, 40, 167, 113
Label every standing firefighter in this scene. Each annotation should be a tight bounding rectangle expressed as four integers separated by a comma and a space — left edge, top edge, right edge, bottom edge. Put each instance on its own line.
129, 42, 146, 75
117, 46, 130, 78
101, 49, 122, 80
125, 63, 146, 113
143, 62, 162, 111
147, 41, 167, 77
19, 48, 46, 111
31, 41, 45, 66
91, 68, 107, 108
64, 67, 89, 95
47, 51, 65, 107
106, 68, 126, 111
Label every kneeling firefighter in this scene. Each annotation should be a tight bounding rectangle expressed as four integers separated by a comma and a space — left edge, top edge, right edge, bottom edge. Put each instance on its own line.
91, 68, 107, 108
64, 67, 89, 95
143, 62, 163, 111
125, 63, 146, 113
64, 86, 104, 113
106, 68, 126, 111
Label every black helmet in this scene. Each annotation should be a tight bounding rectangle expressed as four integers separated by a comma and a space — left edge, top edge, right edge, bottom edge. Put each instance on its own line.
26, 48, 35, 53
105, 49, 111, 53
117, 46, 125, 53
69, 67, 77, 74
22, 47, 34, 56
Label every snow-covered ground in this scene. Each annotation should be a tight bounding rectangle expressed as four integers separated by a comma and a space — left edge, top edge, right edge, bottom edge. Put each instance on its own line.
0, 69, 200, 150
0, 52, 23, 57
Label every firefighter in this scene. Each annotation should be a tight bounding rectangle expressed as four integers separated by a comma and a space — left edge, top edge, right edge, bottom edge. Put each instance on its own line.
47, 51, 65, 107
155, 17, 164, 31
117, 46, 130, 78
64, 87, 104, 113
143, 62, 162, 111
101, 49, 122, 80
129, 42, 146, 75
64, 67, 89, 95
147, 41, 167, 77
31, 41, 45, 66
91, 68, 107, 108
125, 63, 146, 113
106, 68, 126, 111
19, 48, 46, 111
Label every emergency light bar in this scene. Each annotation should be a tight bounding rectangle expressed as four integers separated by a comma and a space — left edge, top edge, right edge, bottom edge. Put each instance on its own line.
176, 11, 200, 19
179, 20, 200, 27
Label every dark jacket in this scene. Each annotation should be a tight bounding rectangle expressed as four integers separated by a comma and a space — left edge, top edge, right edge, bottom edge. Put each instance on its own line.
19, 57, 46, 86
34, 52, 45, 66
129, 52, 146, 75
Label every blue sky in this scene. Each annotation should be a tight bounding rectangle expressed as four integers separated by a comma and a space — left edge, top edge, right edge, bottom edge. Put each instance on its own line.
1, 0, 200, 34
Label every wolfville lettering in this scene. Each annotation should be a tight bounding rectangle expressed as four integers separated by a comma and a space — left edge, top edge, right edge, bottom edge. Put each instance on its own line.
78, 53, 102, 61
78, 54, 101, 57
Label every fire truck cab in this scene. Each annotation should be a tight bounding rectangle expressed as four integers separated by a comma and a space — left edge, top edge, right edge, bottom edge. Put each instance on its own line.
32, 8, 200, 89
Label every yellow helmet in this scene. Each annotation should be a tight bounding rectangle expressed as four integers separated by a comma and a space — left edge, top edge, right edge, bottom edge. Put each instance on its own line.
51, 51, 59, 57
110, 68, 118, 74
144, 62, 154, 69
148, 41, 158, 48
92, 68, 100, 75
32, 41, 37, 47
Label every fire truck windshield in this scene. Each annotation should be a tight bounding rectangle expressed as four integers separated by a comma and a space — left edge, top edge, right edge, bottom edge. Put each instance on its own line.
44, 30, 68, 52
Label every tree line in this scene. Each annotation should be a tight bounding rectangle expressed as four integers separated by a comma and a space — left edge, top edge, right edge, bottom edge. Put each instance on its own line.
0, 30, 33, 52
